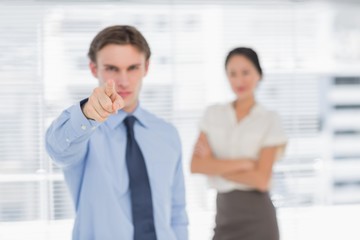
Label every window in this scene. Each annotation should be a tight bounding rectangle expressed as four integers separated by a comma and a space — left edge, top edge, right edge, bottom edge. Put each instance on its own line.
1, 1, 360, 239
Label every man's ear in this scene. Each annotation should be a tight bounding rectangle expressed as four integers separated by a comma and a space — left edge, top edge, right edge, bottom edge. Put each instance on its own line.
89, 61, 98, 78
144, 60, 150, 76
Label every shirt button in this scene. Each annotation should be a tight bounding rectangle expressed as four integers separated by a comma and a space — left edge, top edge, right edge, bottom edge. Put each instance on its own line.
81, 125, 87, 130
91, 126, 96, 130
66, 138, 70, 142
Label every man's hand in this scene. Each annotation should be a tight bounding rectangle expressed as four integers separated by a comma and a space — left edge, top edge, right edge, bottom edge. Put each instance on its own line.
82, 80, 125, 122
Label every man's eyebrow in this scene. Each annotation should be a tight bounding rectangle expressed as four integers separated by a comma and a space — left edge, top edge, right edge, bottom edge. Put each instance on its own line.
128, 63, 141, 68
104, 64, 119, 69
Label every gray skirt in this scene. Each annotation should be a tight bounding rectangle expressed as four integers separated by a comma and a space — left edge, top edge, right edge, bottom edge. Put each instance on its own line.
213, 190, 279, 240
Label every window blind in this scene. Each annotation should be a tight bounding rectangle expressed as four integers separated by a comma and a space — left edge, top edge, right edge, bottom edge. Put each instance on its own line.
1, 1, 360, 240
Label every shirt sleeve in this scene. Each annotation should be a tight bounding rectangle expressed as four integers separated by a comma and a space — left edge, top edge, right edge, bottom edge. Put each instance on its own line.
45, 101, 101, 168
262, 112, 288, 159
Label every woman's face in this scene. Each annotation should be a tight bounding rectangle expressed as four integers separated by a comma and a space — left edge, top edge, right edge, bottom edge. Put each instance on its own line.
226, 55, 261, 101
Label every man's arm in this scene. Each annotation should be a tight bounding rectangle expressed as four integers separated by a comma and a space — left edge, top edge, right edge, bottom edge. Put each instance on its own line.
45, 100, 100, 168
45, 80, 124, 168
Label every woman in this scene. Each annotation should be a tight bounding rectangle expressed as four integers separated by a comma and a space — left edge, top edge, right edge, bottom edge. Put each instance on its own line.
191, 47, 287, 240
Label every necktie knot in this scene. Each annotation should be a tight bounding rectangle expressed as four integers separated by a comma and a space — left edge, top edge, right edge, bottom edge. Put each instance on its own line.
124, 116, 136, 136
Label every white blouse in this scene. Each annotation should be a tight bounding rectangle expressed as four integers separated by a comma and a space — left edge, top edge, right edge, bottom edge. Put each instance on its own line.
199, 102, 288, 192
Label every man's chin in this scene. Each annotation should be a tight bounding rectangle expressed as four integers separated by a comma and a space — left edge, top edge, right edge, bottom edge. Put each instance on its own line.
122, 100, 139, 113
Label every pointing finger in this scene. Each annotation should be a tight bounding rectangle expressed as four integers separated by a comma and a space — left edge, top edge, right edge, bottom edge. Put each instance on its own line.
112, 94, 125, 112
104, 79, 116, 97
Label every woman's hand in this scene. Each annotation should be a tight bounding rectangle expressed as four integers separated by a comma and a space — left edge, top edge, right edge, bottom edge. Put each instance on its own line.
191, 132, 256, 175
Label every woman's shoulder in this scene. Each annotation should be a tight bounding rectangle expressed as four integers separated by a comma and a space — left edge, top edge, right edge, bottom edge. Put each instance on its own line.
254, 104, 285, 132
204, 102, 231, 114
200, 103, 231, 122
254, 104, 280, 118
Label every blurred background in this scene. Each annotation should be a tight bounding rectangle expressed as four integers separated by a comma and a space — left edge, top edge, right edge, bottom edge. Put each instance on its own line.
1, 0, 360, 239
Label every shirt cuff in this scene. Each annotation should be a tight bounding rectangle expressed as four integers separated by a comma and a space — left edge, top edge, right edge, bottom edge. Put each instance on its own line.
69, 101, 101, 138
262, 136, 288, 148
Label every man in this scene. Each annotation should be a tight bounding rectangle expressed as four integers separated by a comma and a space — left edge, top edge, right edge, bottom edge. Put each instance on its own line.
45, 25, 188, 240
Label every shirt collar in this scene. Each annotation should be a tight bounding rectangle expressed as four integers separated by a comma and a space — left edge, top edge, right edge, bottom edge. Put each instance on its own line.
105, 103, 149, 129
227, 101, 265, 124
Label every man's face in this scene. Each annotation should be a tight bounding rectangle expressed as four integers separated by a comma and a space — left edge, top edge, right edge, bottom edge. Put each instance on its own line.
90, 44, 149, 113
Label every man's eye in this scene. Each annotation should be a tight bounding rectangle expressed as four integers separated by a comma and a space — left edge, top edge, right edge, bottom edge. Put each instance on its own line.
242, 70, 249, 76
129, 66, 139, 71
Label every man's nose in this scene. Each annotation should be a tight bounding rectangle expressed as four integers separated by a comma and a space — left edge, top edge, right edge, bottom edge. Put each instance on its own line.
115, 72, 130, 88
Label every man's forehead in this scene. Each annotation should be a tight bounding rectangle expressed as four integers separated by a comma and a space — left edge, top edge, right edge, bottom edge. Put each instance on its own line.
98, 44, 145, 57
96, 46, 146, 67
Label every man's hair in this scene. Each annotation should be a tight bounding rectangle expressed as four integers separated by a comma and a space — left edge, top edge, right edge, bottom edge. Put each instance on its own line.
88, 25, 151, 63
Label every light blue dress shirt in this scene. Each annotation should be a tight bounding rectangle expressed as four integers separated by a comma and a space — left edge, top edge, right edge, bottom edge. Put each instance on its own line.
45, 102, 188, 240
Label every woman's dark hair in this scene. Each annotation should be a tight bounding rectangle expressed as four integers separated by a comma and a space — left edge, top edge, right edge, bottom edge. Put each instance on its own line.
225, 47, 263, 77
